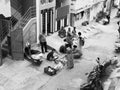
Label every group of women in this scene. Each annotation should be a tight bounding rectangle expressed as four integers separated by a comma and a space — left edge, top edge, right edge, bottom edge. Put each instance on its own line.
59, 27, 85, 69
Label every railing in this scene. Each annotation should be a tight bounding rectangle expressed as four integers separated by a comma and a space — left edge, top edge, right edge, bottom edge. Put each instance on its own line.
0, 5, 22, 43
11, 0, 21, 12
11, 6, 36, 32
10, 6, 22, 26
0, 19, 11, 43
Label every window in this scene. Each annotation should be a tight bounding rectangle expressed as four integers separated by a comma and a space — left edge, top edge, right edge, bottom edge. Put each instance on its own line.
41, 0, 53, 4
41, 0, 46, 4
75, 11, 84, 21
49, 0, 53, 2
81, 11, 84, 18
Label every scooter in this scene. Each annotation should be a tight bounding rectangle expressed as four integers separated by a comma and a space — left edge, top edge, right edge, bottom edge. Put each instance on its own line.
80, 58, 113, 90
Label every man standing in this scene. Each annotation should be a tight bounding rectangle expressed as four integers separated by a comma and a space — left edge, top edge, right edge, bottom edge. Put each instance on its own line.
78, 32, 85, 52
39, 34, 47, 53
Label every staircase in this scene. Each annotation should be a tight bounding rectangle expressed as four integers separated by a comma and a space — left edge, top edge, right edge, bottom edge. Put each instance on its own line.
0, 4, 23, 60
0, 19, 11, 59
0, 6, 36, 60
10, 6, 22, 26
12, 6, 36, 32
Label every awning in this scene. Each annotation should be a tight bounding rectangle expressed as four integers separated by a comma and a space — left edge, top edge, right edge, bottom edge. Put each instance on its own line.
56, 5, 69, 20
70, 5, 92, 14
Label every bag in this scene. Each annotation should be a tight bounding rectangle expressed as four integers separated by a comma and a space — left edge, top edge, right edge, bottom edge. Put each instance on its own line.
59, 45, 66, 53
32, 59, 43, 66
44, 66, 57, 76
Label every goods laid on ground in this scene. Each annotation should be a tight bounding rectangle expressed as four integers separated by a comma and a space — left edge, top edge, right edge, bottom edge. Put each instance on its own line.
44, 66, 57, 76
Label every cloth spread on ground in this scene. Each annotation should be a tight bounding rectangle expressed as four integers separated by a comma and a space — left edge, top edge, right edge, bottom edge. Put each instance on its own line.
31, 53, 43, 60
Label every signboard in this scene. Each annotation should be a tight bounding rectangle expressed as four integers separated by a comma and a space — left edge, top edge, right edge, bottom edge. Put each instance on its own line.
56, 5, 69, 20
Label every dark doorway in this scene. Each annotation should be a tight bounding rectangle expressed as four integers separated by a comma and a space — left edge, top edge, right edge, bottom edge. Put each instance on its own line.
64, 17, 67, 27
47, 9, 51, 35
57, 20, 60, 31
42, 10, 46, 34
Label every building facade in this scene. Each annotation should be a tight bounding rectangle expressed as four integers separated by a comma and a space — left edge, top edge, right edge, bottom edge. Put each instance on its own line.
36, 0, 56, 39
10, 0, 36, 60
90, 0, 105, 21
70, 0, 91, 26
55, 0, 70, 31
70, 0, 105, 27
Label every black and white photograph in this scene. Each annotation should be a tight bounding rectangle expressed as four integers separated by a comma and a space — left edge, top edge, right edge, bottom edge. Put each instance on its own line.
0, 0, 120, 90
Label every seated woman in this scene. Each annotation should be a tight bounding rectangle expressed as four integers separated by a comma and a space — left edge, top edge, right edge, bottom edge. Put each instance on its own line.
72, 45, 82, 59
47, 49, 58, 61
24, 42, 31, 59
24, 42, 43, 65
59, 41, 72, 53
24, 42, 41, 58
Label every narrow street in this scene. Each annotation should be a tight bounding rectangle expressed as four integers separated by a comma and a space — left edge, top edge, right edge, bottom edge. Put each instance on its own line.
0, 0, 120, 90
0, 6, 120, 90
38, 18, 120, 90
0, 17, 119, 90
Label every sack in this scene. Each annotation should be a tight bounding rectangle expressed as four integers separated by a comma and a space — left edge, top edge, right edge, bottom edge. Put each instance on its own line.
73, 52, 82, 59
59, 45, 66, 53
44, 66, 57, 76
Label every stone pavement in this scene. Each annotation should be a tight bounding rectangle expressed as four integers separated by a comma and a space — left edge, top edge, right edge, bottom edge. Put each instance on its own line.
46, 22, 103, 52
0, 52, 60, 90
46, 7, 120, 52
39, 17, 120, 90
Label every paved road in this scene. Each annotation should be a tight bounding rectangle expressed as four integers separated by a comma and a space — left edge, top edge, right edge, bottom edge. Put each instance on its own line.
38, 18, 120, 90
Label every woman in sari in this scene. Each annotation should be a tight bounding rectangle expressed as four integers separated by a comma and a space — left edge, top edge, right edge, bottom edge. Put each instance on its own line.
66, 47, 74, 69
